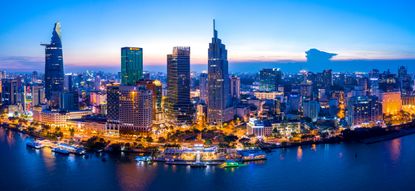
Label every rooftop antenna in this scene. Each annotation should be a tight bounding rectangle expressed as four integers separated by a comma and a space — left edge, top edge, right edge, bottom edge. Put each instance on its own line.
213, 19, 217, 38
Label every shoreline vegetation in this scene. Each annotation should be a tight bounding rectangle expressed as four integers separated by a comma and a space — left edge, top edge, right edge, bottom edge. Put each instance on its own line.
2, 120, 415, 155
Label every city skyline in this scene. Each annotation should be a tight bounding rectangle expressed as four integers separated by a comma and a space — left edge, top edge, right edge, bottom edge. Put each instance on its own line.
1, 0, 415, 72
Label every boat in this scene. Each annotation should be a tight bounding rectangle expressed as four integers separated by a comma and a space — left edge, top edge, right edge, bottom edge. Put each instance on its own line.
135, 156, 152, 162
52, 147, 70, 155
238, 149, 267, 162
26, 140, 44, 149
190, 161, 207, 168
75, 148, 86, 155
221, 160, 241, 168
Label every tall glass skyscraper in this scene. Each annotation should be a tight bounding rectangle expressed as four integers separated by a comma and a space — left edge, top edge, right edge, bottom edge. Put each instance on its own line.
42, 22, 64, 109
207, 20, 233, 125
166, 47, 194, 124
121, 47, 143, 85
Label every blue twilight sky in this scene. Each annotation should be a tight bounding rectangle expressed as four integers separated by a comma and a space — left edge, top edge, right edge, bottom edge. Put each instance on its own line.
0, 0, 415, 71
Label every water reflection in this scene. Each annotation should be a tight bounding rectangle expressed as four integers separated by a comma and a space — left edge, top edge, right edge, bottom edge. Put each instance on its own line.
389, 138, 401, 162
116, 157, 157, 191
41, 148, 56, 171
297, 146, 303, 161
311, 144, 317, 152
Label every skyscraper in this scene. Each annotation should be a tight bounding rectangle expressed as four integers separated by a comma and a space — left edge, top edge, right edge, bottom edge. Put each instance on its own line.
166, 47, 194, 124
119, 86, 153, 134
121, 47, 143, 85
42, 22, 64, 109
106, 83, 121, 135
199, 72, 208, 103
259, 68, 282, 92
207, 20, 233, 125
230, 75, 240, 100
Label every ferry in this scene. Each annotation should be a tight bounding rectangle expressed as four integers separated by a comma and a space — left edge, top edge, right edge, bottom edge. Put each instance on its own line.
190, 161, 207, 168
135, 156, 152, 163
221, 160, 241, 168
26, 140, 44, 149
52, 147, 70, 155
238, 149, 267, 162
57, 143, 86, 155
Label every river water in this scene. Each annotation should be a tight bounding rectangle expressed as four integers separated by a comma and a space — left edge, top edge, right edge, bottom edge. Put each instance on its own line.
1, 128, 414, 191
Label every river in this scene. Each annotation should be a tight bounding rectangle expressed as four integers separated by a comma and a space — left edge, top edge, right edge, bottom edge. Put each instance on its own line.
1, 128, 414, 191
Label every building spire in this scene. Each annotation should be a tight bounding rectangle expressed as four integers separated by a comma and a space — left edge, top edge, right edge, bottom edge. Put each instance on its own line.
213, 19, 217, 39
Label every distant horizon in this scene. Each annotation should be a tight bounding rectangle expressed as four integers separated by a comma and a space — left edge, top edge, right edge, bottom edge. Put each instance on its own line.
2, 58, 415, 74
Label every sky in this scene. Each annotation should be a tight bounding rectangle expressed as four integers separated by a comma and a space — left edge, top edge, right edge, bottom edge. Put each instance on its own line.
0, 0, 415, 72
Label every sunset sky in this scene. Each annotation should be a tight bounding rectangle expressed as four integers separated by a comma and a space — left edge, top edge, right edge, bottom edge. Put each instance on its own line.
1, 0, 415, 71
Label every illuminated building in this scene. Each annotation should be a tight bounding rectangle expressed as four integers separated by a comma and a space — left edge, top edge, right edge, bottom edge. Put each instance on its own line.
230, 75, 240, 100
32, 85, 45, 106
166, 47, 194, 124
259, 68, 282, 92
42, 22, 64, 109
254, 91, 284, 100
1, 78, 24, 106
207, 20, 233, 125
199, 72, 208, 103
119, 86, 153, 134
347, 96, 382, 127
121, 47, 143, 85
136, 79, 163, 120
106, 83, 121, 135
246, 118, 272, 137
302, 100, 320, 122
380, 91, 402, 115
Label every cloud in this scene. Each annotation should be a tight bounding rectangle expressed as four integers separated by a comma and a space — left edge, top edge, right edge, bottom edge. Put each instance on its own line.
0, 56, 44, 72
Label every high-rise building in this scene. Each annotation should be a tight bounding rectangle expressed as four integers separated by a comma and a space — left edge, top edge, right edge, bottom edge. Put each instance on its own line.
230, 75, 240, 100
137, 79, 163, 120
106, 83, 121, 135
42, 22, 64, 109
119, 86, 153, 133
199, 72, 208, 103
302, 100, 320, 122
347, 96, 383, 127
380, 91, 402, 115
166, 47, 194, 124
32, 85, 45, 106
207, 20, 233, 125
121, 47, 143, 85
1, 78, 24, 106
259, 68, 282, 92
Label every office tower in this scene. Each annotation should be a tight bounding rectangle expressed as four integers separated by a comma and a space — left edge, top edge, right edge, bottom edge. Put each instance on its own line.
143, 71, 151, 80
106, 83, 121, 135
121, 47, 143, 85
207, 20, 233, 125
64, 73, 74, 92
398, 66, 413, 95
199, 72, 208, 103
379, 70, 399, 92
119, 86, 153, 133
347, 96, 382, 127
287, 93, 301, 113
60, 91, 79, 111
32, 85, 45, 106
303, 100, 320, 122
42, 22, 64, 109
166, 47, 194, 124
1, 78, 24, 106
137, 79, 163, 120
230, 75, 240, 100
380, 91, 402, 115
259, 68, 282, 92
32, 71, 38, 83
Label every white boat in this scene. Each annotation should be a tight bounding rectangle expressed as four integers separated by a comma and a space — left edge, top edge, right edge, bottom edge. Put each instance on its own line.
52, 147, 70, 155
26, 140, 44, 149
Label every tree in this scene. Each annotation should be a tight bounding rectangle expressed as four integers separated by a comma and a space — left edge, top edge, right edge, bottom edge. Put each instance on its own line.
69, 127, 75, 137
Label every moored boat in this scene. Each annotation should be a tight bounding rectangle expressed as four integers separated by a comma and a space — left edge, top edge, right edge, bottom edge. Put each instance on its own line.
52, 147, 70, 155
